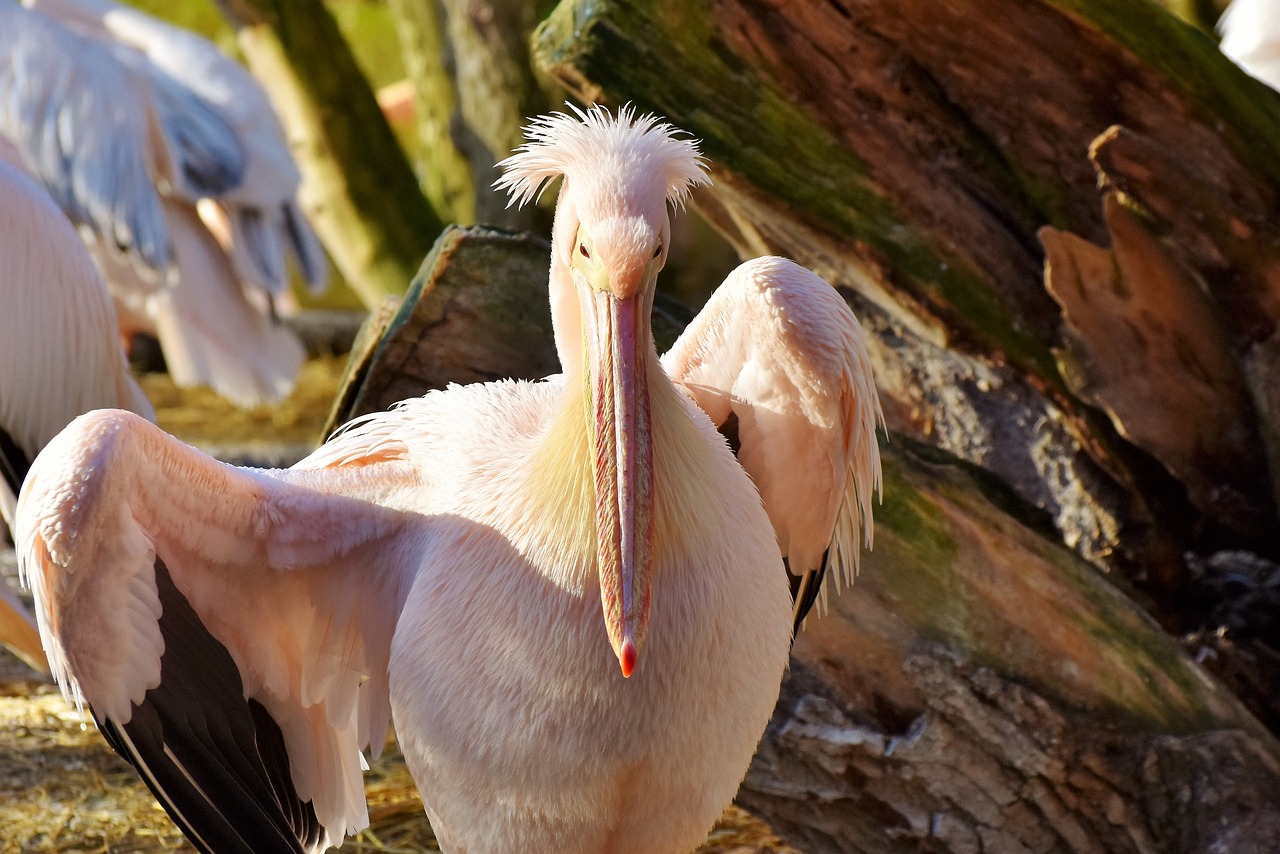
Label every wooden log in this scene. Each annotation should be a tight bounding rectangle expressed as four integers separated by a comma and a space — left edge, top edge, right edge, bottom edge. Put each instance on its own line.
385, 0, 476, 223
747, 439, 1280, 853
438, 0, 555, 228
1041, 190, 1270, 535
327, 225, 559, 427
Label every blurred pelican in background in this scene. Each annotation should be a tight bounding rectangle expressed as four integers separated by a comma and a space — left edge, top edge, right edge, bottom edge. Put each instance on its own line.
1219, 0, 1280, 90
0, 0, 328, 407
0, 141, 155, 672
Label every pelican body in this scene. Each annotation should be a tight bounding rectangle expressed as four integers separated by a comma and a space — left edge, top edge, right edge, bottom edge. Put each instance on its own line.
389, 373, 790, 851
16, 106, 881, 853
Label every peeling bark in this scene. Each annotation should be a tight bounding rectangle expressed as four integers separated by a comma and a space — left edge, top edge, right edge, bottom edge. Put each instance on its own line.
747, 652, 1280, 854
1042, 192, 1269, 533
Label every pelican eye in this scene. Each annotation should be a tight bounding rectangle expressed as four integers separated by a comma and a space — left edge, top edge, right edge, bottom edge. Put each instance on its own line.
652, 244, 662, 259
579, 243, 591, 259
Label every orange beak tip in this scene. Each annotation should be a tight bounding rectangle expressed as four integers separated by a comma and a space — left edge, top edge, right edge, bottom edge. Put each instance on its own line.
620, 638, 637, 678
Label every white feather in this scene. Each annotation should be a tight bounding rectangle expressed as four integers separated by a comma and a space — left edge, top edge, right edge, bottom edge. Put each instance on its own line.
1220, 0, 1280, 90
663, 256, 884, 615
2, 0, 325, 407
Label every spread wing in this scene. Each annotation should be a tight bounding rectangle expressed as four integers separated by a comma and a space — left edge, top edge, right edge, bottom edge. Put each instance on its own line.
662, 256, 883, 629
15, 410, 423, 850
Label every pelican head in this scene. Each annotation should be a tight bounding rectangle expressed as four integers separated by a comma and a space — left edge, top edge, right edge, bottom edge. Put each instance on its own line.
497, 105, 709, 677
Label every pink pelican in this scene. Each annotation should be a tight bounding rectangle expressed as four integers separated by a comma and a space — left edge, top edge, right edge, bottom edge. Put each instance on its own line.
16, 106, 882, 852
0, 0, 326, 408
0, 148, 154, 672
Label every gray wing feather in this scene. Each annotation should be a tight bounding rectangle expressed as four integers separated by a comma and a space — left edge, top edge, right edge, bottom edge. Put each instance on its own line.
0, 5, 245, 272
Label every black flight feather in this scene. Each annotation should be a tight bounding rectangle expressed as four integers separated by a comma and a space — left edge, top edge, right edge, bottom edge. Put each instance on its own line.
94, 559, 324, 853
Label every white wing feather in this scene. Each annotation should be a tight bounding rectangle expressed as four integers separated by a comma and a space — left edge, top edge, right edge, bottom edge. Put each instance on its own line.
27, 0, 329, 294
3, 0, 324, 406
0, 156, 153, 672
662, 256, 883, 609
0, 158, 153, 470
91, 199, 306, 407
0, 4, 182, 274
16, 410, 418, 843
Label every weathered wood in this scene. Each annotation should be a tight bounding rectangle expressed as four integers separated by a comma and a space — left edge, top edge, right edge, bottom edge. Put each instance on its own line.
439, 0, 555, 228
744, 439, 1280, 853
1041, 191, 1270, 535
328, 225, 559, 427
216, 0, 442, 308
1084, 124, 1280, 530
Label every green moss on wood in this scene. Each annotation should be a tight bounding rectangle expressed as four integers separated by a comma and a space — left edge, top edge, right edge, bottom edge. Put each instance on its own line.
227, 0, 443, 307
1048, 0, 1280, 190
868, 441, 1262, 736
535, 0, 1064, 386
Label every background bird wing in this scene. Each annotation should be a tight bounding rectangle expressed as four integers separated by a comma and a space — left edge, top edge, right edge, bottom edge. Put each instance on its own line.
0, 3, 245, 278
0, 158, 153, 510
661, 256, 883, 629
15, 410, 420, 848
109, 199, 306, 407
31, 0, 329, 295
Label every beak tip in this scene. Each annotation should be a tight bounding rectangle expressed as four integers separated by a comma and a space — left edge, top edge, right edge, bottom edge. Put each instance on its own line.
620, 638, 637, 678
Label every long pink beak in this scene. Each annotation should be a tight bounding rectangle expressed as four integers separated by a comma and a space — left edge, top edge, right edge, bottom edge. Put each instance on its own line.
586, 287, 654, 677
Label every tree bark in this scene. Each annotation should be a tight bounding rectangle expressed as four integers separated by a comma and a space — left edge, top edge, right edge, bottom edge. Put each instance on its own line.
385, 0, 476, 223
743, 441, 1280, 853
216, 0, 443, 308
438, 0, 556, 228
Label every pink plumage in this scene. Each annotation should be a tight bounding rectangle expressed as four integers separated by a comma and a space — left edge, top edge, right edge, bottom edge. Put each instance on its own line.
16, 105, 882, 853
